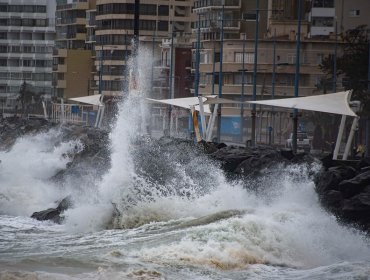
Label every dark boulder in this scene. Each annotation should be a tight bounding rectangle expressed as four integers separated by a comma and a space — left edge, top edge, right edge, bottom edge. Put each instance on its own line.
31, 208, 62, 224
31, 196, 73, 224
338, 170, 370, 198
315, 165, 357, 194
324, 190, 343, 211
210, 146, 253, 173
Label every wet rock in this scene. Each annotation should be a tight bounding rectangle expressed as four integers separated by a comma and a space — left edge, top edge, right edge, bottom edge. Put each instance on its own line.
31, 208, 62, 223
338, 170, 370, 198
31, 196, 73, 224
315, 158, 370, 232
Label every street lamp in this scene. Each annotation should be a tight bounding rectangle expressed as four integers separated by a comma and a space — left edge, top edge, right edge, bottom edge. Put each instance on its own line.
251, 0, 260, 147
216, 0, 225, 143
292, 0, 302, 154
240, 33, 247, 143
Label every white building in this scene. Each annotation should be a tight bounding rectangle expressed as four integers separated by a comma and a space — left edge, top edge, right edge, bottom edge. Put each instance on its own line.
0, 0, 56, 110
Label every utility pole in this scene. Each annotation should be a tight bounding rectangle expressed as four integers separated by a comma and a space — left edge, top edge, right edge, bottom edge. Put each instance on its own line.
240, 33, 246, 143
251, 0, 259, 146
216, 0, 225, 143
194, 13, 201, 97
333, 21, 337, 93
292, 0, 302, 154
168, 28, 175, 135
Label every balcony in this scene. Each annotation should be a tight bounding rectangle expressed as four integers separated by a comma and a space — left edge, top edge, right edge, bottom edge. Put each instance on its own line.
53, 64, 67, 73
53, 49, 67, 57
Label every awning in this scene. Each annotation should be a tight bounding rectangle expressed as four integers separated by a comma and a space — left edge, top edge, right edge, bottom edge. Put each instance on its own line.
147, 96, 213, 114
147, 95, 243, 113
69, 94, 102, 106
246, 90, 357, 117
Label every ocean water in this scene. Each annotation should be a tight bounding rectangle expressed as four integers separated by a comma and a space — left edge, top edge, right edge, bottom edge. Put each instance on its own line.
0, 48, 369, 280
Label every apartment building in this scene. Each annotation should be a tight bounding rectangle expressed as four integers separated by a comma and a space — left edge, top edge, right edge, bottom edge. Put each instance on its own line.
191, 0, 350, 143
53, 0, 96, 100
94, 0, 194, 96
0, 0, 55, 111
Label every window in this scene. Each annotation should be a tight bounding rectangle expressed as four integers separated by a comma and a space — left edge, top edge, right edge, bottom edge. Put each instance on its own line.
23, 45, 33, 53
11, 45, 20, 53
235, 52, 255, 63
349, 10, 360, 17
313, 0, 334, 7
234, 73, 253, 84
287, 53, 296, 64
23, 72, 32, 80
243, 12, 257, 21
214, 52, 220, 63
158, 21, 168, 31
0, 4, 7, 12
317, 53, 324, 64
0, 45, 7, 53
0, 72, 8, 79
23, 60, 33, 67
10, 72, 21, 80
312, 17, 334, 27
158, 5, 169, 16
140, 4, 156, 15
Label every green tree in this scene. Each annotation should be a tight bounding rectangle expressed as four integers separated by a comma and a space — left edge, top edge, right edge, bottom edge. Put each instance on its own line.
320, 25, 369, 115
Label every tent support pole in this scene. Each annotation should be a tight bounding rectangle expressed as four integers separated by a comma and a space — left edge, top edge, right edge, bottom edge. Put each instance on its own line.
95, 106, 101, 127
60, 99, 65, 124
198, 96, 206, 139
206, 103, 218, 142
333, 115, 346, 160
191, 106, 202, 143
98, 105, 105, 128
343, 117, 359, 160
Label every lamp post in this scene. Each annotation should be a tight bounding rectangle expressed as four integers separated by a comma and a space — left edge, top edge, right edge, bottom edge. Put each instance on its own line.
98, 45, 104, 98
216, 0, 225, 143
333, 21, 337, 93
292, 0, 302, 154
168, 28, 175, 135
251, 0, 259, 147
240, 33, 246, 143
194, 13, 201, 97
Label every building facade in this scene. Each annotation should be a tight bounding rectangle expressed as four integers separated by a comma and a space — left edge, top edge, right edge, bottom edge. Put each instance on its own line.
191, 0, 368, 144
94, 0, 194, 96
0, 0, 56, 111
53, 0, 95, 100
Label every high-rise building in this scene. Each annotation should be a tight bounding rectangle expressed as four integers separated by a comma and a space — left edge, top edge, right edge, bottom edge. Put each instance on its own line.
94, 0, 194, 96
53, 0, 96, 100
0, 0, 56, 111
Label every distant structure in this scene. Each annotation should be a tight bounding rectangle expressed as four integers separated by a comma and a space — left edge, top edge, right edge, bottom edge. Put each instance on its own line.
93, 0, 194, 97
0, 0, 56, 112
191, 0, 370, 144
53, 0, 96, 100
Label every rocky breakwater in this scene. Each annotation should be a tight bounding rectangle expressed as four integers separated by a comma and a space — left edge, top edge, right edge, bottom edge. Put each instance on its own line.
315, 157, 370, 232
0, 117, 55, 150
0, 117, 110, 224
206, 143, 316, 177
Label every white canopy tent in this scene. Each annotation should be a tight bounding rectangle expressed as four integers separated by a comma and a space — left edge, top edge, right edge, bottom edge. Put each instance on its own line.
246, 90, 357, 117
147, 96, 212, 114
245, 90, 359, 160
148, 91, 359, 160
69, 94, 103, 106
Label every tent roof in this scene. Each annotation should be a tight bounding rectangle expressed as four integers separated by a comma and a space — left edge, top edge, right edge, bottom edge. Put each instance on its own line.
69, 94, 102, 106
246, 91, 357, 117
147, 95, 242, 113
147, 96, 212, 114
